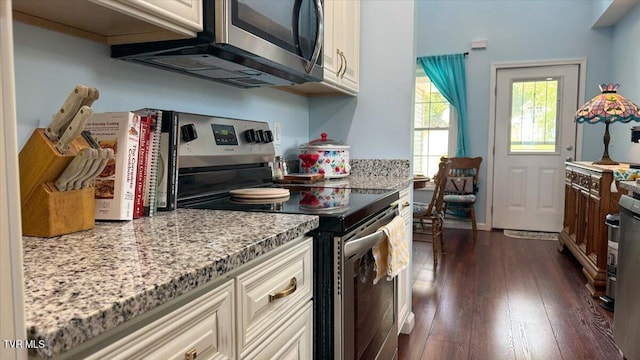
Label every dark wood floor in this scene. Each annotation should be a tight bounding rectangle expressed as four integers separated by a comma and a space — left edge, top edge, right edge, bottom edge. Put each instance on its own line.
398, 228, 622, 360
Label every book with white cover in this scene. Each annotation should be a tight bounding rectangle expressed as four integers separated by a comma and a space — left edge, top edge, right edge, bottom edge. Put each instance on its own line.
84, 112, 140, 220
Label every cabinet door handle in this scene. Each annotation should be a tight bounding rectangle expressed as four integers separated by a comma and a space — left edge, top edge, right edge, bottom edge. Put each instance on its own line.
336, 49, 344, 78
185, 348, 197, 360
269, 278, 297, 302
339, 51, 348, 78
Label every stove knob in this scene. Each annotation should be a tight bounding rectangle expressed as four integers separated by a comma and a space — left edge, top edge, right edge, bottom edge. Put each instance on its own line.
180, 124, 198, 143
264, 130, 274, 143
256, 130, 265, 143
244, 129, 257, 143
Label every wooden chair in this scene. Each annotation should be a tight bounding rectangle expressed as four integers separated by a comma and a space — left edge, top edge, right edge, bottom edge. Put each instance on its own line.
441, 156, 482, 239
413, 158, 452, 266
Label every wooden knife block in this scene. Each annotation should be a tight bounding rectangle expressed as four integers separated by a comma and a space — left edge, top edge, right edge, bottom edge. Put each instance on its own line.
19, 128, 95, 237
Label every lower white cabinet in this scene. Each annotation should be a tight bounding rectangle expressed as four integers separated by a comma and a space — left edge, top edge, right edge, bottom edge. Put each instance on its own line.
242, 302, 313, 360
396, 186, 414, 335
81, 236, 313, 360
86, 279, 235, 360
235, 237, 313, 358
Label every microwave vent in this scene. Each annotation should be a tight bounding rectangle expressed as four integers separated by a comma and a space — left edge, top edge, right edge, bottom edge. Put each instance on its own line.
221, 78, 273, 87
151, 57, 215, 71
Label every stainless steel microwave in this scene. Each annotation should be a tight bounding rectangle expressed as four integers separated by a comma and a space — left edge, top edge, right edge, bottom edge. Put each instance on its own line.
111, 0, 324, 88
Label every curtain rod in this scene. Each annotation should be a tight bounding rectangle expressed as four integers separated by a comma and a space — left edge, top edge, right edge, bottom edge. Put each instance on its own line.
463, 52, 469, 57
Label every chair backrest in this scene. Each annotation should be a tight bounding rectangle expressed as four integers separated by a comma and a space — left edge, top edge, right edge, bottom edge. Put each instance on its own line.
441, 156, 482, 195
425, 158, 452, 215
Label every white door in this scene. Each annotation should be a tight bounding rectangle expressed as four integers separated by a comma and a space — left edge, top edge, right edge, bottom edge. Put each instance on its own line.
492, 64, 579, 232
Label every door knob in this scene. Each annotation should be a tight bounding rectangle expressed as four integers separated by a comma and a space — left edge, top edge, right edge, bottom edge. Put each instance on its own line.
566, 145, 574, 151
566, 156, 573, 162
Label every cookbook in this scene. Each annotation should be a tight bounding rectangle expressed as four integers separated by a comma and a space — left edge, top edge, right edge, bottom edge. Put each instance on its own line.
84, 112, 140, 220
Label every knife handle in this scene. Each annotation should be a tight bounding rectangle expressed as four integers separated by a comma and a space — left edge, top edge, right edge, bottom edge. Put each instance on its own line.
79, 148, 109, 189
54, 148, 92, 192
55, 106, 93, 154
45, 84, 89, 141
81, 88, 100, 108
72, 149, 99, 190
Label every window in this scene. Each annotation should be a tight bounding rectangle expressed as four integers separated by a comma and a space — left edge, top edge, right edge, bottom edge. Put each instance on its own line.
509, 78, 559, 153
413, 68, 457, 178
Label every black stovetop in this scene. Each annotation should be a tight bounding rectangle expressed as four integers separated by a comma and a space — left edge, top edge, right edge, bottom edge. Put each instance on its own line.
180, 186, 399, 233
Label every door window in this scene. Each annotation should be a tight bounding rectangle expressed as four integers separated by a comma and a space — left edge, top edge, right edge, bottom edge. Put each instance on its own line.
509, 79, 559, 153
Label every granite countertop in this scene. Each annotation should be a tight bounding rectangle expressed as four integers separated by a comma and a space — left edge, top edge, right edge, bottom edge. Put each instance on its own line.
619, 180, 640, 194
296, 175, 412, 191
22, 209, 319, 358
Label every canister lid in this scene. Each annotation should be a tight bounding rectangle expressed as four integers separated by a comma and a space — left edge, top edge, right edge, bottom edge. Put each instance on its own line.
300, 133, 349, 149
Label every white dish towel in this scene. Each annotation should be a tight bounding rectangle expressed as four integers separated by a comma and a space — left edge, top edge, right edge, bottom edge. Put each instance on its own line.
372, 216, 409, 284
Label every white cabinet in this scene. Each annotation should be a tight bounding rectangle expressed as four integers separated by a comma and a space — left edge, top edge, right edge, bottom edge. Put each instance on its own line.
236, 237, 313, 359
87, 279, 236, 360
12, 0, 203, 44
242, 302, 313, 360
281, 0, 360, 96
76, 236, 313, 360
322, 0, 360, 94
396, 186, 415, 335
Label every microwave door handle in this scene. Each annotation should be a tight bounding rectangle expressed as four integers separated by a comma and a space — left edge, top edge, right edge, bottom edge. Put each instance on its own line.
292, 0, 302, 57
304, 0, 324, 73
293, 0, 324, 74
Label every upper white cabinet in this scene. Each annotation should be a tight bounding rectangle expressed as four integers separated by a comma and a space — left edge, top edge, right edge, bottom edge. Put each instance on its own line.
325, 0, 359, 94
12, 0, 203, 45
282, 0, 360, 96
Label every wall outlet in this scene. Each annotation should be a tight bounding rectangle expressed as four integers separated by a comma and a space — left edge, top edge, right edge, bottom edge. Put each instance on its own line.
274, 121, 282, 145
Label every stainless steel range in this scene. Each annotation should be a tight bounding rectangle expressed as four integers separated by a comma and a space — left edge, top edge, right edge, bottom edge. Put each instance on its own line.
172, 111, 400, 359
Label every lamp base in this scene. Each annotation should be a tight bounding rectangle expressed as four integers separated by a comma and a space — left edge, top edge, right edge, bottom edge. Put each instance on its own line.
593, 156, 619, 166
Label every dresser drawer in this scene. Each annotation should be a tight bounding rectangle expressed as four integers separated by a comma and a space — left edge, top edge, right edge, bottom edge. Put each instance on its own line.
235, 237, 313, 357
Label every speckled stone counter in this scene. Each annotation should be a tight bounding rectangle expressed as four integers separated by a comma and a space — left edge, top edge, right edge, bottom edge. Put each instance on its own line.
619, 180, 640, 195
22, 209, 318, 358
349, 159, 410, 177
310, 175, 412, 191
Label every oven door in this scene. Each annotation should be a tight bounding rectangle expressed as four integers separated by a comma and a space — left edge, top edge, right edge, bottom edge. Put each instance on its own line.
216, 0, 324, 79
336, 208, 399, 360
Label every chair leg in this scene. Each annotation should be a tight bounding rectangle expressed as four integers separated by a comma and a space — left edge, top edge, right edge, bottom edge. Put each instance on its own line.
439, 218, 445, 254
470, 206, 477, 239
432, 221, 438, 267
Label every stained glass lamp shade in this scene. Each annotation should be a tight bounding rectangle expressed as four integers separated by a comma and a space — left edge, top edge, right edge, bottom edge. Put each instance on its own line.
575, 83, 640, 165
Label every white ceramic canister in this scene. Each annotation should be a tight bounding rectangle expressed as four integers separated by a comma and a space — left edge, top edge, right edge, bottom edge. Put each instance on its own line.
298, 133, 350, 178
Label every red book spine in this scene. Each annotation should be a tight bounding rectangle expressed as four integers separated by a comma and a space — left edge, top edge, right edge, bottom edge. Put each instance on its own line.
133, 116, 152, 219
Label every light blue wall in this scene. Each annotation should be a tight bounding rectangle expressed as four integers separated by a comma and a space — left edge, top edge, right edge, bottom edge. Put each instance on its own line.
416, 0, 616, 225
308, 0, 415, 160
12, 22, 310, 161
610, 3, 640, 163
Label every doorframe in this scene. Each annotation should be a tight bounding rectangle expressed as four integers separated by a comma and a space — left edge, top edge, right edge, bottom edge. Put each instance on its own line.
485, 58, 587, 231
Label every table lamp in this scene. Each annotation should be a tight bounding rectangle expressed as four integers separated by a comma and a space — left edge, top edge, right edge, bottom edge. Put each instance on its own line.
575, 83, 640, 165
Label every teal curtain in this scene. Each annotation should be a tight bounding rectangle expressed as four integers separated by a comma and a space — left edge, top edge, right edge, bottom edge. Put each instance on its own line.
417, 54, 469, 157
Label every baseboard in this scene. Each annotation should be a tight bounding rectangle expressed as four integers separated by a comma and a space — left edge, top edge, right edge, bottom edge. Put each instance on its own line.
443, 218, 490, 231
400, 312, 415, 334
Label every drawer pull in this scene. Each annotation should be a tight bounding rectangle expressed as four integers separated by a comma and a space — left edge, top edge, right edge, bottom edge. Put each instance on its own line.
269, 278, 297, 302
185, 348, 197, 360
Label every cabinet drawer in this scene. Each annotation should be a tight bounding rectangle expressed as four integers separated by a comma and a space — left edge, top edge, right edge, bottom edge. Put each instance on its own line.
242, 302, 313, 360
235, 238, 313, 357
87, 279, 235, 360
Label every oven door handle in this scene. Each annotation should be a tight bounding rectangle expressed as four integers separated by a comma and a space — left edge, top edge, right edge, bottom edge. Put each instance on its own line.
343, 209, 399, 258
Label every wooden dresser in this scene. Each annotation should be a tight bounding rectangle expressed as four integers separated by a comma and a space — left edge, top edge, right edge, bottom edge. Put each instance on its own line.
559, 162, 630, 296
